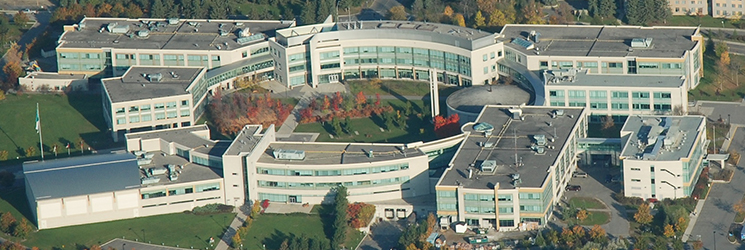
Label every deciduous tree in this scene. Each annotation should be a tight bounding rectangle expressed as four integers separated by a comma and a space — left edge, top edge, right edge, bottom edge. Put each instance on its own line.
589, 225, 607, 243
0, 150, 7, 161
664, 224, 675, 238
634, 203, 653, 225
388, 6, 408, 20
473, 11, 485, 28
576, 209, 589, 222
487, 9, 509, 27
453, 13, 466, 27
0, 212, 15, 233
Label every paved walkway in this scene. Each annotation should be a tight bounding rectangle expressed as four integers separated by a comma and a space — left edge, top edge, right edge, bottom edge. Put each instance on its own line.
682, 200, 707, 242
102, 238, 192, 250
215, 204, 250, 250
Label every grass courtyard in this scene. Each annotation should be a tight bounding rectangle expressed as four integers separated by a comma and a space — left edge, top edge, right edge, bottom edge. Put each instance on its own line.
577, 211, 611, 226
294, 99, 439, 143
240, 213, 364, 250
688, 47, 745, 102
568, 197, 606, 210
0, 93, 113, 164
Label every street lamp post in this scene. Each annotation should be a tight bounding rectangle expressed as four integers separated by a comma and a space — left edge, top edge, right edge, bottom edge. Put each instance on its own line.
722, 20, 726, 28
142, 229, 145, 242
713, 231, 717, 250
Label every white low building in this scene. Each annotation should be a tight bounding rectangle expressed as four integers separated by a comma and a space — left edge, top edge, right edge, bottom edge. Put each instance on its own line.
620, 116, 708, 200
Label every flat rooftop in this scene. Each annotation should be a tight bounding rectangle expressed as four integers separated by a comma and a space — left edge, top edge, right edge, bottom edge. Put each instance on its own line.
139, 152, 222, 186
620, 116, 705, 161
102, 66, 203, 103
24, 153, 141, 200
59, 17, 294, 50
125, 125, 229, 157
225, 125, 264, 156
499, 25, 700, 58
25, 72, 87, 80
544, 69, 685, 88
335, 21, 493, 40
439, 106, 585, 189
446, 85, 533, 114
257, 142, 425, 165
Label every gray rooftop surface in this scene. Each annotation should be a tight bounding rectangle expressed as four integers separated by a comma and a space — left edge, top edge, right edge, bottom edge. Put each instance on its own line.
544, 69, 685, 88
125, 125, 229, 157
620, 115, 705, 161
59, 17, 294, 50
499, 25, 699, 58
139, 153, 222, 186
335, 20, 493, 40
439, 105, 585, 189
257, 142, 425, 165
25, 72, 87, 80
446, 85, 533, 114
24, 153, 141, 200
225, 125, 264, 156
102, 66, 203, 103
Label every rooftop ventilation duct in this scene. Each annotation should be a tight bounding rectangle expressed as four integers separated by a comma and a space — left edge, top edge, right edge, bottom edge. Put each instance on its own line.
147, 73, 163, 82
272, 149, 306, 160
631, 38, 653, 48
480, 160, 496, 172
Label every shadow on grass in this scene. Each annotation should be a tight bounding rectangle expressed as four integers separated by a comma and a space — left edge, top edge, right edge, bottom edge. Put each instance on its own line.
265, 229, 291, 250
0, 187, 35, 228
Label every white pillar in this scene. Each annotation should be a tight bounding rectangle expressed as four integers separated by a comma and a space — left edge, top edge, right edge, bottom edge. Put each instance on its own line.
430, 69, 440, 119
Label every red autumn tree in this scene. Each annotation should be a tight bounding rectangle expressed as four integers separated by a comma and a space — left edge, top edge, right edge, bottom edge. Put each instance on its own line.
355, 91, 367, 109
375, 93, 381, 106
322, 95, 331, 111
434, 114, 461, 138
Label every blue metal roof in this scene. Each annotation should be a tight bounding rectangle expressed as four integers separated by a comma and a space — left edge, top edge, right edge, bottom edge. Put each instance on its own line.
24, 153, 141, 200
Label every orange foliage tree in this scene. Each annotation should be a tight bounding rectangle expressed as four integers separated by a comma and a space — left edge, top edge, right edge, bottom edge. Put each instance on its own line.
433, 114, 460, 138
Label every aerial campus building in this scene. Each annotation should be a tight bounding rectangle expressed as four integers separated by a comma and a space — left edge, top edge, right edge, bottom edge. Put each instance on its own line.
619, 115, 708, 200
497, 24, 703, 121
24, 123, 463, 229
435, 105, 588, 231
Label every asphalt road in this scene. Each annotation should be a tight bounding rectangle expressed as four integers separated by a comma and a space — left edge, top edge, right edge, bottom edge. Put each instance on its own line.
690, 128, 745, 250
560, 164, 631, 238
694, 102, 745, 125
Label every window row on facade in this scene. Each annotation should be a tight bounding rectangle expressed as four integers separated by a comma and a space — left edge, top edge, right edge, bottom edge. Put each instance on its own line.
257, 163, 409, 176
257, 176, 410, 189
140, 182, 221, 199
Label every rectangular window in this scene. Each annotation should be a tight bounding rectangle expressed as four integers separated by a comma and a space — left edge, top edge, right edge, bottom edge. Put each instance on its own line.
631, 168, 641, 171
181, 100, 189, 106
549, 90, 565, 97
490, 52, 496, 59
612, 91, 628, 98
568, 101, 586, 107
167, 111, 177, 119
632, 92, 650, 99
319, 51, 340, 60
654, 92, 672, 99
343, 47, 359, 54
181, 110, 190, 117
483, 54, 488, 61
611, 102, 629, 110
632, 103, 651, 110
590, 102, 608, 110
320, 63, 341, 69
289, 65, 305, 72
129, 116, 140, 123
498, 207, 514, 214
654, 104, 672, 111
166, 102, 177, 109
141, 114, 152, 122
568, 90, 585, 98
589, 91, 607, 98
540, 61, 549, 68
631, 179, 641, 182
497, 194, 512, 201
116, 118, 126, 125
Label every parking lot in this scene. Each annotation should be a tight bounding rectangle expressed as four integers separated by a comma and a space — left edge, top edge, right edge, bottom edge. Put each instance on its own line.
558, 163, 631, 238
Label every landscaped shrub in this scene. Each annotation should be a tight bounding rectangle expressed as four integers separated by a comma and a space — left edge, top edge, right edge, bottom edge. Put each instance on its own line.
191, 203, 234, 215
612, 191, 644, 207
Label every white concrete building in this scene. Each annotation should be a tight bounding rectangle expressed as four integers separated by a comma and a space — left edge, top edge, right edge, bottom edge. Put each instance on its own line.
436, 106, 588, 230
19, 72, 88, 92
620, 116, 708, 200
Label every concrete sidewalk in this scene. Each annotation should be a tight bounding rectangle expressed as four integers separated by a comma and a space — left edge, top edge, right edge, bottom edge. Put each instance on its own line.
215, 206, 249, 250
681, 199, 707, 242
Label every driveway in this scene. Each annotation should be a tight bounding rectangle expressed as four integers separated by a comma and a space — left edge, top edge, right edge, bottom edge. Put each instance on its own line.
689, 127, 745, 250
357, 220, 406, 250
560, 164, 631, 238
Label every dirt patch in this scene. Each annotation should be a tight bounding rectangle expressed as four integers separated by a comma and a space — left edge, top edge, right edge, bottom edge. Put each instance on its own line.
0, 0, 54, 10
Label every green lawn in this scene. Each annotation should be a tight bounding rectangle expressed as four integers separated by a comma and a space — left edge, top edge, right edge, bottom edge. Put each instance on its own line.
0, 93, 114, 164
25, 212, 234, 249
0, 187, 232, 249
241, 213, 364, 250
569, 197, 607, 210
663, 15, 737, 28
689, 52, 745, 102
294, 100, 438, 143
578, 211, 611, 226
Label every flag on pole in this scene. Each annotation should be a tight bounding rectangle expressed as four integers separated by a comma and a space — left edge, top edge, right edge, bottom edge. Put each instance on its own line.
35, 105, 40, 134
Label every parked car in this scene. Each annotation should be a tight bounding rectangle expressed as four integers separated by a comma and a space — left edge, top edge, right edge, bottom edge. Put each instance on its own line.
22, 9, 37, 14
566, 185, 582, 191
573, 171, 588, 178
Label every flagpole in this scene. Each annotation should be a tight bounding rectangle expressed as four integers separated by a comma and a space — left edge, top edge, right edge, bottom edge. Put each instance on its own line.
37, 103, 43, 161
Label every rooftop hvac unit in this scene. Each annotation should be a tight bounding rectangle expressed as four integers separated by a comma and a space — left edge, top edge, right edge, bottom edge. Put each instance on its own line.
141, 176, 160, 185
149, 167, 168, 176
554, 109, 565, 116
473, 122, 494, 132
533, 134, 547, 146
137, 30, 149, 37
239, 28, 251, 38
137, 158, 152, 166
631, 38, 653, 48
147, 73, 163, 82
133, 150, 146, 157
508, 108, 522, 119
481, 160, 497, 172
272, 149, 306, 160
236, 34, 266, 45
143, 152, 155, 159
107, 23, 130, 34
